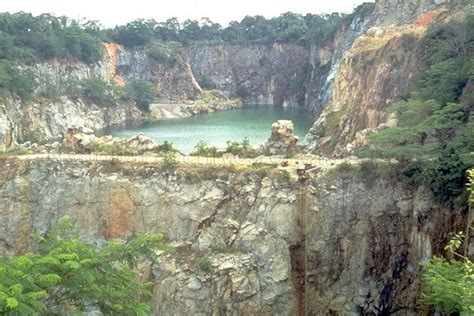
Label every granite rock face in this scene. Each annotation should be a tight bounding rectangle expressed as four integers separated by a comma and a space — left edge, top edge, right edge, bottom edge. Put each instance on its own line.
303, 0, 472, 155
264, 120, 300, 155
188, 44, 310, 107
0, 159, 458, 314
0, 97, 141, 147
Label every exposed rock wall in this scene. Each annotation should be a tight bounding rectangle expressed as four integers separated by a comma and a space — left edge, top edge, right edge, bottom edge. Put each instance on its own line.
303, 0, 472, 156
114, 46, 202, 102
0, 158, 458, 314
371, 0, 471, 26
188, 44, 310, 107
304, 27, 423, 156
0, 97, 141, 148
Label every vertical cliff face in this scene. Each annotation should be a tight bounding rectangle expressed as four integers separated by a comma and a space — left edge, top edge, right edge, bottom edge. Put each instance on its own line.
305, 12, 373, 116
113, 46, 202, 102
187, 44, 310, 107
0, 159, 460, 314
303, 0, 472, 156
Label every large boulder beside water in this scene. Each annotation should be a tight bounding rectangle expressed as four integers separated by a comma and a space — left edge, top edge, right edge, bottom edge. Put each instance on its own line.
264, 120, 300, 155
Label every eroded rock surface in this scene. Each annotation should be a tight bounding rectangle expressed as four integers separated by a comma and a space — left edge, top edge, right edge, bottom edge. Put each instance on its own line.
0, 158, 458, 314
265, 120, 300, 155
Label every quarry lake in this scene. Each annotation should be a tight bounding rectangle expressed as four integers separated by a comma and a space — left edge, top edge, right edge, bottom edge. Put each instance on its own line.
103, 106, 314, 152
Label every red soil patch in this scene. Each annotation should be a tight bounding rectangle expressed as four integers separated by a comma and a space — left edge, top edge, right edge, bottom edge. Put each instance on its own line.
415, 11, 440, 27
103, 43, 125, 87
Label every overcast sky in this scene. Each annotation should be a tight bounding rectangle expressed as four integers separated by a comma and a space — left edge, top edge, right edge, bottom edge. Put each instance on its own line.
0, 0, 373, 27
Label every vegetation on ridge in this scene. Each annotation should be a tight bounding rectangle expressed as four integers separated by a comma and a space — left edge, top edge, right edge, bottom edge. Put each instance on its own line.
360, 14, 474, 205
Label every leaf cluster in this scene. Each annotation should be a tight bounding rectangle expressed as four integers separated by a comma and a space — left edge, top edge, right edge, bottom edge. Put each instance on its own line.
0, 215, 168, 315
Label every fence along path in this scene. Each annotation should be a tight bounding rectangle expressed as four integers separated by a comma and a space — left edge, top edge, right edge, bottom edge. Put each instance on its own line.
12, 153, 365, 170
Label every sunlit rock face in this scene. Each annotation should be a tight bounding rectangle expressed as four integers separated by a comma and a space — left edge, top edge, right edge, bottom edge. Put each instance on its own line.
264, 120, 300, 155
303, 0, 472, 156
0, 159, 457, 314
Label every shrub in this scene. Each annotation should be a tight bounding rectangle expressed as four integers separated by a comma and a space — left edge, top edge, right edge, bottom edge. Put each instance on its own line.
0, 215, 168, 315
226, 138, 257, 158
159, 140, 174, 152
123, 79, 157, 112
196, 258, 213, 272
147, 41, 184, 67
89, 142, 127, 155
80, 77, 111, 106
0, 60, 36, 101
192, 140, 220, 157
162, 151, 178, 167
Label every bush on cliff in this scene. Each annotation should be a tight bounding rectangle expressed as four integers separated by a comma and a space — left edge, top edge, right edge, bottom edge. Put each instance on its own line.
0, 215, 169, 315
123, 79, 157, 112
0, 60, 36, 101
363, 15, 474, 204
421, 169, 474, 313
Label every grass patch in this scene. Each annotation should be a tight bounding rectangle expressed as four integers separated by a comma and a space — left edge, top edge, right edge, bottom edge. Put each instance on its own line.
195, 258, 214, 272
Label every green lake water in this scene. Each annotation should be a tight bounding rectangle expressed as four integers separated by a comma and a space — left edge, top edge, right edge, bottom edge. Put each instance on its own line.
104, 106, 314, 153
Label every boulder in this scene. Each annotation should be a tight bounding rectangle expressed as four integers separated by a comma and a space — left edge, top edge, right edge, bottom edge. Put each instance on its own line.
264, 120, 300, 155
123, 134, 157, 151
63, 126, 96, 152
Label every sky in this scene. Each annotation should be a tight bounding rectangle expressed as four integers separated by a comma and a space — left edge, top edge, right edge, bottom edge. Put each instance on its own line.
0, 0, 373, 27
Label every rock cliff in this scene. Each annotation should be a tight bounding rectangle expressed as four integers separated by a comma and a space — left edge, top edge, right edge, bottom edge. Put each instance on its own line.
0, 158, 459, 314
1, 0, 471, 153
0, 97, 141, 149
188, 44, 309, 107
303, 0, 473, 156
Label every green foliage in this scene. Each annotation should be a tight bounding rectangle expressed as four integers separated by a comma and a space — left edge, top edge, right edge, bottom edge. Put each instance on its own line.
105, 10, 352, 48
108, 19, 157, 48
430, 149, 467, 204
422, 255, 474, 313
79, 76, 111, 106
368, 15, 474, 158
415, 58, 466, 104
123, 79, 157, 111
192, 140, 220, 157
89, 142, 126, 155
20, 128, 46, 144
63, 76, 118, 106
0, 12, 103, 64
0, 60, 36, 101
195, 258, 213, 272
159, 140, 174, 152
362, 16, 474, 205
226, 137, 256, 157
0, 215, 168, 315
422, 229, 474, 314
36, 73, 60, 99
147, 41, 184, 67
162, 151, 178, 167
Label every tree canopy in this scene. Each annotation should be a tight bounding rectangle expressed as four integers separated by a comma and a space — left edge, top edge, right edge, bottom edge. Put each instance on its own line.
0, 215, 168, 315
105, 5, 375, 48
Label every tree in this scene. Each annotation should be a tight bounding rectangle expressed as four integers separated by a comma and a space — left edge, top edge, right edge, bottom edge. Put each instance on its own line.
124, 79, 157, 111
109, 19, 157, 48
80, 76, 111, 106
422, 169, 474, 314
0, 215, 168, 315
